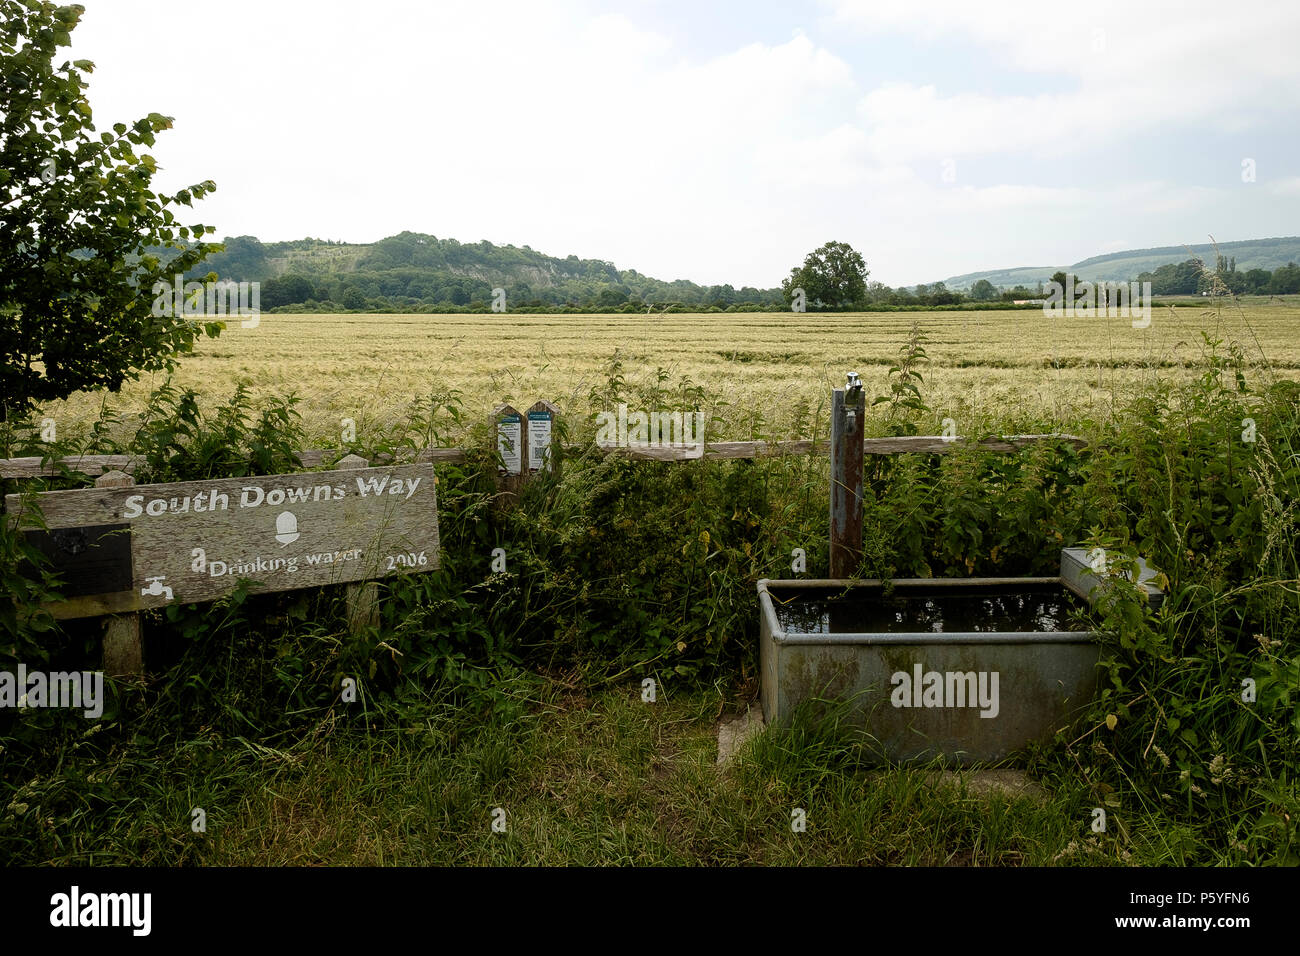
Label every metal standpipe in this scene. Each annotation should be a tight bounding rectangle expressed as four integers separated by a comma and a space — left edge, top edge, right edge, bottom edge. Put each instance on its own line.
829, 371, 865, 578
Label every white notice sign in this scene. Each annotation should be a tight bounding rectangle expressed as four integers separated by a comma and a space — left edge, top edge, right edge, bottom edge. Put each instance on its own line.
527, 410, 552, 472
497, 413, 522, 475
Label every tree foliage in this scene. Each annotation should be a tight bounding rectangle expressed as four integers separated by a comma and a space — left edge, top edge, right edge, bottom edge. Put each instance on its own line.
0, 0, 220, 421
781, 241, 869, 309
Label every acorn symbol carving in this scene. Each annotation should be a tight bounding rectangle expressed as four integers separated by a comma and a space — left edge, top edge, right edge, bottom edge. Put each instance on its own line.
275, 511, 300, 546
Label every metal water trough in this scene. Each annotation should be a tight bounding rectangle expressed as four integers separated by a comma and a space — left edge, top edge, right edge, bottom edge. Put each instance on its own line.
759, 550, 1161, 764
757, 374, 1165, 765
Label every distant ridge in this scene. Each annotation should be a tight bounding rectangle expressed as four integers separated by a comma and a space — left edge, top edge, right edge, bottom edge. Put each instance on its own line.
186, 231, 783, 310
937, 236, 1300, 291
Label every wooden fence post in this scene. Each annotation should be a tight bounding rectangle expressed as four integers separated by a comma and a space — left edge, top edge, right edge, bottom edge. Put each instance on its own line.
336, 454, 379, 634
492, 403, 525, 507
829, 373, 865, 578
96, 469, 143, 676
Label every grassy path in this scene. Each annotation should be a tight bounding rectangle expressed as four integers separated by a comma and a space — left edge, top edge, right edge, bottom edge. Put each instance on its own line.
174, 684, 1130, 866
3, 678, 1251, 865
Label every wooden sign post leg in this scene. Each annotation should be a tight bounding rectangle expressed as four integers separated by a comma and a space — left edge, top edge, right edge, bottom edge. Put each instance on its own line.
492, 403, 525, 510
96, 470, 143, 676
829, 375, 865, 578
336, 454, 379, 634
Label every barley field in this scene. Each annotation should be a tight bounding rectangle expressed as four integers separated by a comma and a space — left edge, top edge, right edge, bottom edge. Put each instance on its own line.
40, 299, 1300, 446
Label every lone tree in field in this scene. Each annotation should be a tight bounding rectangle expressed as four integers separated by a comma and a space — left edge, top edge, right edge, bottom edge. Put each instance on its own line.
0, 1, 221, 423
781, 241, 869, 310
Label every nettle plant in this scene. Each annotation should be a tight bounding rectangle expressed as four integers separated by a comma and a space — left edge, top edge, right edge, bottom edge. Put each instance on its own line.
1057, 339, 1300, 861
871, 321, 931, 436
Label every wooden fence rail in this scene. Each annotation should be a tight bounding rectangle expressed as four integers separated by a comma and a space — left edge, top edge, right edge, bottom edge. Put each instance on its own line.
1, 391, 1089, 678
0, 433, 1087, 479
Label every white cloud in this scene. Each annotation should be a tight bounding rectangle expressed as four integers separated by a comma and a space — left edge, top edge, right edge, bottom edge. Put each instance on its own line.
49, 0, 1300, 288
1267, 177, 1300, 196
833, 0, 1300, 161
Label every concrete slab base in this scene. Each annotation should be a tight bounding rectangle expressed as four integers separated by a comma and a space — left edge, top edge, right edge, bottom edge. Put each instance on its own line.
716, 702, 766, 766
924, 768, 1049, 803
715, 703, 1049, 803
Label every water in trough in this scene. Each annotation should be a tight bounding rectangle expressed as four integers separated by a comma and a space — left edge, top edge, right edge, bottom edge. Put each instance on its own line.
772, 581, 1092, 635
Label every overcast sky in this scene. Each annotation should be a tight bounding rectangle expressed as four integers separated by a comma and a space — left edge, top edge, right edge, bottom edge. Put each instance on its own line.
65, 0, 1300, 288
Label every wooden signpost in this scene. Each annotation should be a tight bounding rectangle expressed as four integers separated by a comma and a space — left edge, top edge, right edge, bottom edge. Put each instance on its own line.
493, 400, 559, 506
527, 400, 559, 477
493, 403, 525, 505
6, 463, 440, 621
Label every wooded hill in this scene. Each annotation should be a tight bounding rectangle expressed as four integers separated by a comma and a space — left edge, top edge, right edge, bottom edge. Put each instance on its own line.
182, 232, 785, 312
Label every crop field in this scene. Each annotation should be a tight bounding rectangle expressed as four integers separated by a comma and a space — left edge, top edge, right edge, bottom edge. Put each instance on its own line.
39, 299, 1300, 445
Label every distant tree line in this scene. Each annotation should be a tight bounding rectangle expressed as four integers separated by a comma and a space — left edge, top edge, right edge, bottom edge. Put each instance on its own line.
1137, 256, 1300, 296
860, 278, 1045, 306
778, 241, 1047, 311
161, 233, 1300, 315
